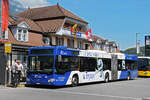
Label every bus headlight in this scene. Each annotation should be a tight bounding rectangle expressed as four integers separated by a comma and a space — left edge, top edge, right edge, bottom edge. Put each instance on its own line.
26, 78, 30, 81
48, 78, 55, 82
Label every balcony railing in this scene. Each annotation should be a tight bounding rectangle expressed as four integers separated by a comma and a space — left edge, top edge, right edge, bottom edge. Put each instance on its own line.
56, 27, 88, 40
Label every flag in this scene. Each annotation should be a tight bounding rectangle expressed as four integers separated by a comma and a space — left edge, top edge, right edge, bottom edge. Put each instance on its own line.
2, 0, 9, 32
70, 24, 78, 37
85, 29, 92, 40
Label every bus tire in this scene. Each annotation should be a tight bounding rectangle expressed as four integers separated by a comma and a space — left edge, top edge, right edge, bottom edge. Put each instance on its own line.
71, 75, 78, 87
127, 73, 131, 80
104, 73, 109, 83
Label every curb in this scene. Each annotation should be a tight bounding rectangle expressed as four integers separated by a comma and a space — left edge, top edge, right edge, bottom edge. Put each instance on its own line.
6, 84, 25, 88
0, 85, 6, 88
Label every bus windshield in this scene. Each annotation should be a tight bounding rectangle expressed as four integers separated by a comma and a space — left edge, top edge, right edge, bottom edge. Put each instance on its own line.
138, 58, 150, 71
125, 60, 137, 70
28, 56, 54, 75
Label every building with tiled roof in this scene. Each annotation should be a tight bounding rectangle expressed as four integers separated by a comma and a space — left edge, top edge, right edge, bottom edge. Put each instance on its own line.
6, 16, 45, 67
2, 4, 91, 68
8, 16, 45, 46
91, 35, 119, 53
16, 4, 88, 24
16, 4, 90, 50
0, 4, 122, 85
0, 4, 120, 72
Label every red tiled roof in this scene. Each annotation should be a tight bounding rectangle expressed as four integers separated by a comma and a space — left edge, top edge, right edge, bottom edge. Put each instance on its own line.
36, 18, 64, 33
23, 18, 42, 32
109, 41, 116, 46
58, 5, 88, 24
16, 4, 88, 24
92, 35, 107, 43
9, 17, 42, 32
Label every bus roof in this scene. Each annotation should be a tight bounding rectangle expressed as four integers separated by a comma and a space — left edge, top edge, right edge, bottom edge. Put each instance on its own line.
29, 46, 79, 51
79, 50, 111, 58
125, 54, 138, 61
138, 56, 150, 59
29, 46, 79, 56
30, 46, 65, 50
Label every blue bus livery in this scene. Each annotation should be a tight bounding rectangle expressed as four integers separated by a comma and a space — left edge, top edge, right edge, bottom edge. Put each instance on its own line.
26, 46, 138, 86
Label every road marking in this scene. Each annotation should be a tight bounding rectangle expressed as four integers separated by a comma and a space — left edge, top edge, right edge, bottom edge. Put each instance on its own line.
108, 83, 150, 88
0, 93, 9, 96
27, 88, 141, 100
50, 90, 140, 100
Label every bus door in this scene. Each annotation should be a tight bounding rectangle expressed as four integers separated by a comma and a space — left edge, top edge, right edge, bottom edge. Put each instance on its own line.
97, 59, 104, 78
80, 57, 97, 82
111, 55, 118, 80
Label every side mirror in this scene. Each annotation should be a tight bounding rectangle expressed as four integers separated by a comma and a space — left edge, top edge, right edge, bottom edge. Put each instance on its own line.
58, 55, 62, 62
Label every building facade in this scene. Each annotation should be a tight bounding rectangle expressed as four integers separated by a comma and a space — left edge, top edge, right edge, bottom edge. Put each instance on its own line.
91, 35, 119, 53
3, 4, 119, 69
16, 4, 91, 50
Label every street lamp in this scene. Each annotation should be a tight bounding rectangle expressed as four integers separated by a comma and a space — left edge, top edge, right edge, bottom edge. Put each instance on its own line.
136, 32, 140, 55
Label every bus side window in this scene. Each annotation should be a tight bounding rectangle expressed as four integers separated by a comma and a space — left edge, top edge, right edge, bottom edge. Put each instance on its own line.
79, 57, 85, 72
125, 60, 137, 70
126, 63, 129, 70
103, 59, 111, 70
79, 57, 97, 72
118, 60, 122, 71
70, 57, 79, 71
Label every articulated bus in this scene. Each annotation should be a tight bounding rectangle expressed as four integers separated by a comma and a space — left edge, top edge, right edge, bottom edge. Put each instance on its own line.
138, 56, 150, 77
26, 46, 138, 86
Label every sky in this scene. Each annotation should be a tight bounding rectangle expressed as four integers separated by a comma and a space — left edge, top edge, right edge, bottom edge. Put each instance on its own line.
10, 0, 150, 50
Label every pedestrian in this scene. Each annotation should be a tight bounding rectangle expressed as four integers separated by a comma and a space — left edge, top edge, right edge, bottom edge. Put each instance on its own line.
12, 59, 23, 87
22, 62, 27, 81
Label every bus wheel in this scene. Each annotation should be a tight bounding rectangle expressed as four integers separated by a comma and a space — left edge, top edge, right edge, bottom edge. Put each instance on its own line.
104, 73, 109, 83
127, 73, 131, 80
71, 75, 78, 87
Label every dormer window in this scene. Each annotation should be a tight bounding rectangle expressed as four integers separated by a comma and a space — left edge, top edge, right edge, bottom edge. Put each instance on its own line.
23, 30, 27, 41
18, 29, 22, 41
17, 28, 28, 42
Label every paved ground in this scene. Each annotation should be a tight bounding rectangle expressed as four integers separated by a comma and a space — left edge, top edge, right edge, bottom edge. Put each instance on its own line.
0, 78, 150, 100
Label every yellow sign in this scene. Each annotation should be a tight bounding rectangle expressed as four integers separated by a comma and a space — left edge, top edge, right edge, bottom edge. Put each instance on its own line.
5, 42, 11, 54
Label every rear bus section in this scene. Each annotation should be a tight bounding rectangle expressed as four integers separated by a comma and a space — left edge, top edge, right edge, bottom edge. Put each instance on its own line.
119, 55, 138, 80
111, 53, 138, 80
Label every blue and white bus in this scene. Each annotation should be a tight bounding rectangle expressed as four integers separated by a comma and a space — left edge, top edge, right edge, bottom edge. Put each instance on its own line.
115, 53, 138, 80
26, 46, 138, 86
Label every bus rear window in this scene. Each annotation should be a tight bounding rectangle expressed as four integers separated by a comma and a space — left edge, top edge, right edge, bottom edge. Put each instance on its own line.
31, 49, 53, 54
